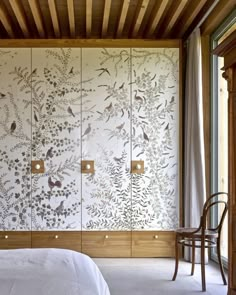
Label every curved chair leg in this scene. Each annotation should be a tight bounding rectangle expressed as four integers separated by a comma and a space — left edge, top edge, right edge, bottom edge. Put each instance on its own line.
191, 239, 195, 276
201, 237, 206, 292
217, 237, 227, 285
172, 235, 179, 281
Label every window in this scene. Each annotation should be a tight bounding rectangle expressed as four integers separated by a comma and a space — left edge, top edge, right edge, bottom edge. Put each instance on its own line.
211, 10, 236, 266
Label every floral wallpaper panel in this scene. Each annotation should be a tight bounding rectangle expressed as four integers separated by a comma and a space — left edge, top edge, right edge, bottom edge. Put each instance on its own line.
131, 48, 179, 230
0, 49, 32, 230
81, 48, 131, 230
31, 48, 82, 230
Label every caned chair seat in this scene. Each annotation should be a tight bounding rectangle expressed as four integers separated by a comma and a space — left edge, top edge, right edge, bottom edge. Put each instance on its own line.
172, 192, 228, 292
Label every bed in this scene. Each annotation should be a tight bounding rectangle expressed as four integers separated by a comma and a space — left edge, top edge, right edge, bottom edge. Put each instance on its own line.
0, 248, 110, 295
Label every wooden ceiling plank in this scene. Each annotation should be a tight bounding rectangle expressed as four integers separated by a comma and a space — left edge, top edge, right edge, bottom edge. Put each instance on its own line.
48, 0, 60, 38
67, 0, 75, 38
0, 2, 15, 38
102, 0, 111, 38
86, 0, 92, 38
117, 0, 130, 37
201, 0, 236, 35
162, 0, 188, 37
28, 0, 45, 38
9, 0, 30, 38
147, 0, 170, 36
132, 0, 150, 37
177, 0, 208, 37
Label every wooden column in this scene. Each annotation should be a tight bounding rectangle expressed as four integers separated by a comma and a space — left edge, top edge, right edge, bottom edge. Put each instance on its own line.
213, 31, 236, 295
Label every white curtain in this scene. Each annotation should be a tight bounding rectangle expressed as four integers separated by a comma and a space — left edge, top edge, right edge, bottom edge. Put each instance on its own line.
184, 28, 206, 262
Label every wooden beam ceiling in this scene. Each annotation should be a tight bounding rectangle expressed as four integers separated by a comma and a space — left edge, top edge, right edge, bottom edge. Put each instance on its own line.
132, 0, 150, 37
174, 0, 208, 38
48, 0, 60, 38
117, 0, 130, 37
67, 0, 75, 38
28, 0, 46, 38
9, 0, 30, 38
0, 0, 230, 40
147, 0, 170, 37
86, 0, 92, 37
161, 0, 188, 38
102, 0, 111, 37
0, 2, 15, 38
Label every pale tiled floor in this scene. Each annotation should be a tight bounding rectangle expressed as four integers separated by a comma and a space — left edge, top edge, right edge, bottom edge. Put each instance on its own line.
94, 258, 228, 295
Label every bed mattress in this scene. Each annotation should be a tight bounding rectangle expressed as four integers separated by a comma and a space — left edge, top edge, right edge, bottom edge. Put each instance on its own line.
0, 248, 110, 295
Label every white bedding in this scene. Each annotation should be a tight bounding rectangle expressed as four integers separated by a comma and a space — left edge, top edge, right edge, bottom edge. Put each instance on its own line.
0, 248, 110, 295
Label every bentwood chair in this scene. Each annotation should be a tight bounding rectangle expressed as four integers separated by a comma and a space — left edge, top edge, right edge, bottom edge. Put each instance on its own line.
172, 192, 228, 292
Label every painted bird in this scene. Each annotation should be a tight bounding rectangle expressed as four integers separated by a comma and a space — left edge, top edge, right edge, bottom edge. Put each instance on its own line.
134, 90, 143, 103
54, 180, 62, 188
142, 128, 149, 141
34, 111, 38, 122
31, 68, 37, 75
82, 123, 91, 137
46, 147, 53, 159
69, 67, 74, 74
55, 201, 64, 216
0, 92, 6, 99
116, 122, 125, 132
67, 106, 75, 117
95, 68, 110, 76
10, 121, 16, 133
165, 123, 169, 130
113, 156, 123, 163
48, 176, 55, 190
170, 96, 175, 104
105, 102, 112, 112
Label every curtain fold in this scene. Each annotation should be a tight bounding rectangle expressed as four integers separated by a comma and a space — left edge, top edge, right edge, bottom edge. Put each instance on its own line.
184, 28, 206, 262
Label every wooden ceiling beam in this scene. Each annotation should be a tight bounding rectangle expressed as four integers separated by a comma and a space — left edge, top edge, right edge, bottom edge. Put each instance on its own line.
9, 0, 30, 38
48, 0, 60, 38
102, 0, 111, 38
201, 0, 236, 35
162, 0, 188, 38
0, 2, 15, 38
132, 0, 150, 37
146, 0, 170, 37
28, 0, 45, 38
86, 0, 92, 38
67, 0, 75, 38
117, 0, 130, 37
175, 0, 208, 38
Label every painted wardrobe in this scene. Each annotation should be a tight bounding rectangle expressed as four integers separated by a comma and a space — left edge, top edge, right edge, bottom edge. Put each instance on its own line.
0, 46, 180, 257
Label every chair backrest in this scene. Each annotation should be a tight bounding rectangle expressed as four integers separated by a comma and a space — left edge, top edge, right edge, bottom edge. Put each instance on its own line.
201, 192, 228, 233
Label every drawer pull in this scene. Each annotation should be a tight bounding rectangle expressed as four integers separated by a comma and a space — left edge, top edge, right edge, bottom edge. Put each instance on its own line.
54, 235, 59, 239
154, 235, 159, 239
4, 235, 8, 239
105, 235, 109, 239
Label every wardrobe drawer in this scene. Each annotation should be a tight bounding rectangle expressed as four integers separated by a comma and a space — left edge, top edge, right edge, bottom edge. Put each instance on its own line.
132, 231, 175, 257
82, 231, 131, 257
32, 231, 81, 252
0, 231, 31, 249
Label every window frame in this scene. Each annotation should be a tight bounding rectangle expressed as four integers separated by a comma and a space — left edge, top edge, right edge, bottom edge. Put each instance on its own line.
210, 9, 236, 268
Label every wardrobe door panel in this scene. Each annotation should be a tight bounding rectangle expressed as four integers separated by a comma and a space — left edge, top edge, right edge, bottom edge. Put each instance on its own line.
0, 231, 31, 249
82, 231, 131, 257
0, 49, 31, 230
31, 48, 82, 230
132, 231, 175, 257
32, 231, 81, 251
81, 48, 131, 231
131, 48, 179, 230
